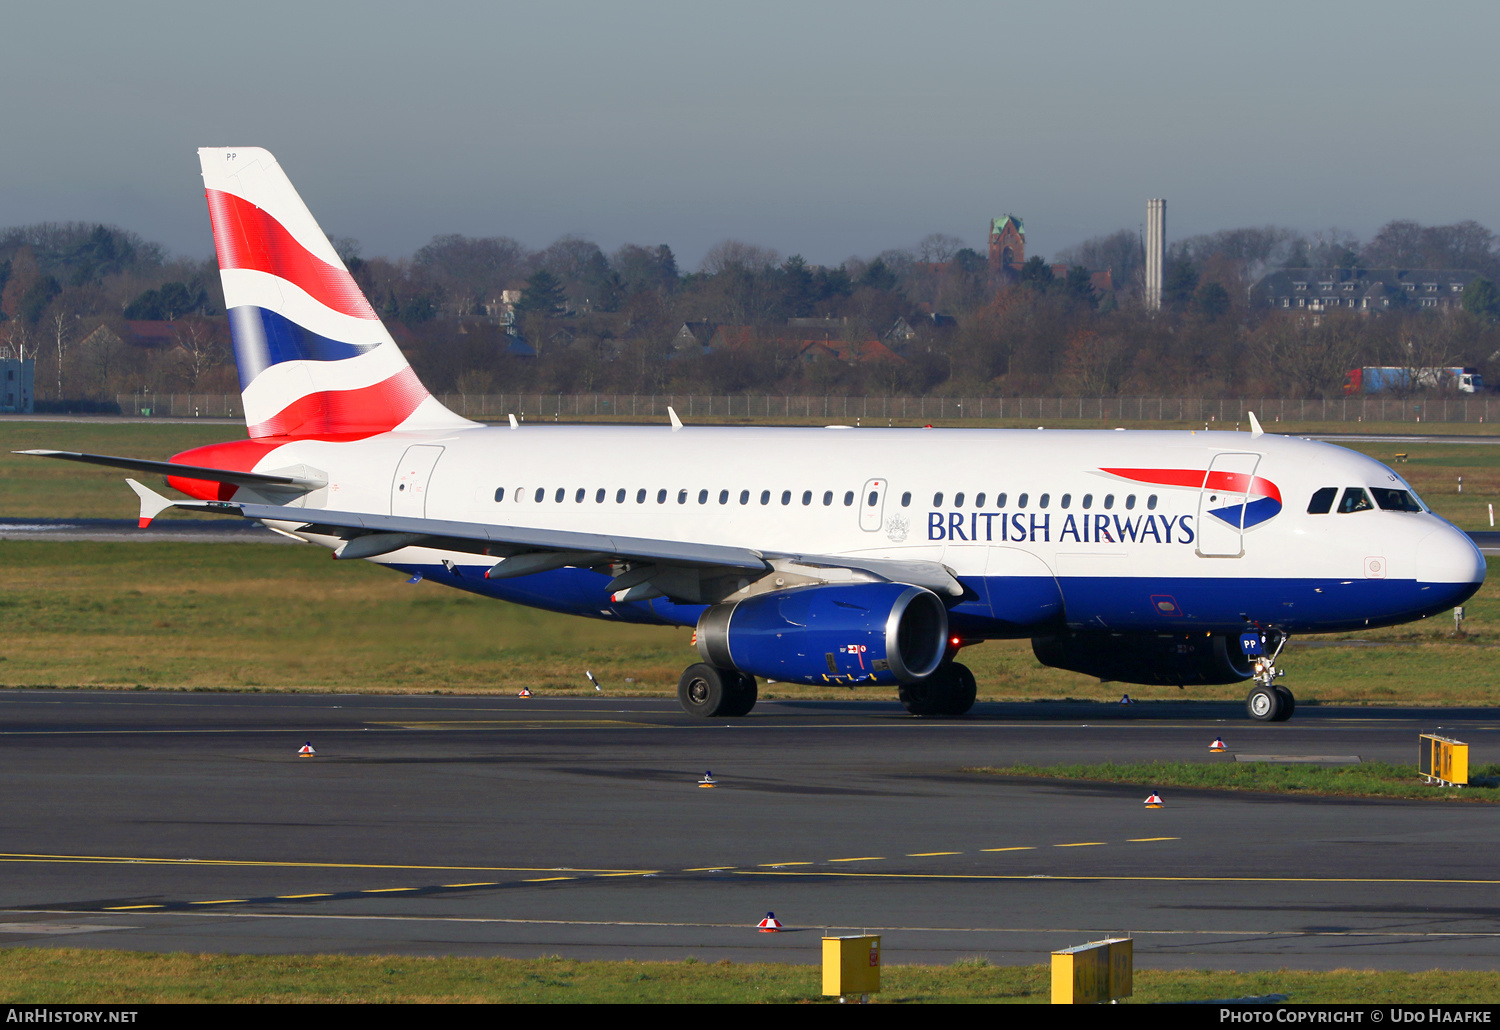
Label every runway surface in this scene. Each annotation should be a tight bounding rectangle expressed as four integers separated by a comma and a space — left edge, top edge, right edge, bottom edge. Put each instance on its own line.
0, 691, 1497, 970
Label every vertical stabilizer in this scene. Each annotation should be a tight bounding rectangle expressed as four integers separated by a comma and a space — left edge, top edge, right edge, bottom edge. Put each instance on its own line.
198, 147, 473, 439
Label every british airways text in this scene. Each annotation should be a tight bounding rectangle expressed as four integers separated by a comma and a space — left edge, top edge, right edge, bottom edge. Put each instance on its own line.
927, 511, 1196, 544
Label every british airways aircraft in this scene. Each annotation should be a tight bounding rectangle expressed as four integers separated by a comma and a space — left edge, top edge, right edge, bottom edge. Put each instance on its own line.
22, 148, 1487, 722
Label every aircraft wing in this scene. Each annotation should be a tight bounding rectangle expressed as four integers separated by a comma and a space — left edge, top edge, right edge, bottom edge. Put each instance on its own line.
126, 481, 963, 601
159, 493, 770, 571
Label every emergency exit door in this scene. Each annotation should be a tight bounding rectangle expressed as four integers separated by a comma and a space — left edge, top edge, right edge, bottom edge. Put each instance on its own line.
1195, 452, 1261, 558
391, 445, 444, 517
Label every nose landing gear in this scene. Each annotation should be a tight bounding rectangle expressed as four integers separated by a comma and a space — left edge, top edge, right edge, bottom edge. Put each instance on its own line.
1244, 630, 1294, 722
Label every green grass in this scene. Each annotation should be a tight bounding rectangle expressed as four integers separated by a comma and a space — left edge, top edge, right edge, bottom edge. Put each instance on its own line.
968, 761, 1500, 801
1, 950, 1498, 1003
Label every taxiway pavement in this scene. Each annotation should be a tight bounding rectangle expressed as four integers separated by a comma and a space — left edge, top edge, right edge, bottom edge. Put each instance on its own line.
0, 691, 1496, 970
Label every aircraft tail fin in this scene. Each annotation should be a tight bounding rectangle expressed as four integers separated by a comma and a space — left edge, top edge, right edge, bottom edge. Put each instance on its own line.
197, 147, 473, 440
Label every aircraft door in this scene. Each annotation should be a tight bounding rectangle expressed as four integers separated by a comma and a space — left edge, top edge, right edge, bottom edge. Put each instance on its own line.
391, 445, 445, 517
1195, 452, 1261, 558
859, 478, 887, 532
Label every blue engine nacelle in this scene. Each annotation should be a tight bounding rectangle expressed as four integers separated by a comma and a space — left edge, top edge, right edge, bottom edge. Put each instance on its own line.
695, 583, 949, 685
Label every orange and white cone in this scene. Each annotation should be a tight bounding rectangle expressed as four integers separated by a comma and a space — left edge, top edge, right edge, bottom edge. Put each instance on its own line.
757, 911, 782, 932
1210, 738, 1227, 752
698, 771, 717, 788
297, 742, 316, 757
1144, 792, 1164, 808
517, 687, 532, 698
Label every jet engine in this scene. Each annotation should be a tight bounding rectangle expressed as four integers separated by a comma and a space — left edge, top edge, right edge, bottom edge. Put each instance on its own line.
1031, 630, 1255, 686
695, 583, 948, 685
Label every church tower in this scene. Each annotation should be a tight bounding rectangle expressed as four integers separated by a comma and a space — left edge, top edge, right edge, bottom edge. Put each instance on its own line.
988, 215, 1025, 276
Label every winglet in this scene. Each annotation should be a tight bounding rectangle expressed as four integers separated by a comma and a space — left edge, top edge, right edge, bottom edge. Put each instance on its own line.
508, 414, 519, 430
1248, 411, 1264, 438
126, 478, 178, 528
668, 406, 683, 432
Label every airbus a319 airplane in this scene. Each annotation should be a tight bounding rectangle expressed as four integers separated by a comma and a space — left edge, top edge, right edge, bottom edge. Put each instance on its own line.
24, 148, 1487, 722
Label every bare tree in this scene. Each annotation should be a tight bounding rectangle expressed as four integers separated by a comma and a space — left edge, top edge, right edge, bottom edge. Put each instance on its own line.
916, 233, 965, 264
49, 310, 75, 400
700, 239, 780, 275
171, 317, 226, 389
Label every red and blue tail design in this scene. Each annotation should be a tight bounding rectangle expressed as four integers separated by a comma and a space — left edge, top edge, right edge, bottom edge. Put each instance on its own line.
198, 148, 472, 440
1102, 467, 1284, 529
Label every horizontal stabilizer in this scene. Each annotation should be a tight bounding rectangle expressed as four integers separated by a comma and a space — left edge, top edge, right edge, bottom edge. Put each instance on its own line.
126, 479, 179, 528
17, 450, 327, 491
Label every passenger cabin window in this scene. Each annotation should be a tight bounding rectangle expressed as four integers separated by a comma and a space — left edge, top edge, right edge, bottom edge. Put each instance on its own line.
1146, 495, 1157, 510
719, 489, 729, 504
698, 489, 709, 504
1371, 488, 1423, 512
535, 487, 545, 503
1018, 493, 1028, 508
933, 492, 944, 506
781, 490, 792, 505
802, 490, 812, 505
596, 488, 606, 503
1082, 494, 1092, 509
740, 490, 750, 505
576, 488, 586, 502
636, 489, 646, 503
1039, 493, 1050, 509
996, 493, 1007, 508
656, 489, 667, 504
954, 492, 965, 508
1103, 494, 1114, 509
901, 491, 911, 507
677, 489, 687, 504
494, 488, 505, 502
975, 493, 986, 507
555, 488, 565, 503
823, 491, 833, 506
1125, 494, 1136, 510
1060, 493, 1071, 509
760, 490, 771, 505
844, 491, 855, 506
1307, 487, 1337, 515
1338, 487, 1374, 513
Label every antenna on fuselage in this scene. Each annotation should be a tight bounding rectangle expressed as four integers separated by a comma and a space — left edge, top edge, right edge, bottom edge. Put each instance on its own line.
1248, 411, 1265, 439
668, 406, 684, 432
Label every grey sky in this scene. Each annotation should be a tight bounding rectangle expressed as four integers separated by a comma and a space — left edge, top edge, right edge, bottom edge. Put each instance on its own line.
4, 1, 1497, 270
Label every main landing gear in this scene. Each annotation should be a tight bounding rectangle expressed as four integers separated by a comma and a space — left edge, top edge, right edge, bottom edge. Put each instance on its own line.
677, 663, 758, 718
898, 662, 977, 718
1245, 631, 1294, 722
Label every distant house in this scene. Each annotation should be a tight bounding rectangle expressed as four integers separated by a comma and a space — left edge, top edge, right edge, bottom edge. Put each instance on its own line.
0, 346, 34, 413
1254, 268, 1480, 313
796, 338, 905, 364
671, 321, 719, 355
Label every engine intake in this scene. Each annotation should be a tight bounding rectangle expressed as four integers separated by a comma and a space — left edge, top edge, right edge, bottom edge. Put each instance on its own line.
1031, 631, 1255, 686
696, 583, 948, 685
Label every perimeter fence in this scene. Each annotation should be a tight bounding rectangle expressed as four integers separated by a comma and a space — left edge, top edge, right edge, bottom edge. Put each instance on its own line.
108, 392, 1500, 423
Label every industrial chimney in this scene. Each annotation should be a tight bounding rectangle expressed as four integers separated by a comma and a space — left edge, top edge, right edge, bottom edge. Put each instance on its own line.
1145, 198, 1166, 311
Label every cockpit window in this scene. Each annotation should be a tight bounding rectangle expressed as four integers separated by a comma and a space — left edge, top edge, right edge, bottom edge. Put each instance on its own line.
1306, 487, 1337, 515
1337, 487, 1374, 513
1371, 488, 1423, 512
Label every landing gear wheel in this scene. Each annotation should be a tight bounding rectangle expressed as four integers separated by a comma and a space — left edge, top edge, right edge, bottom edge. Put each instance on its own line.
678, 663, 734, 718
900, 662, 977, 718
1273, 685, 1295, 722
1246, 684, 1283, 722
898, 678, 943, 717
723, 673, 758, 717
942, 663, 977, 716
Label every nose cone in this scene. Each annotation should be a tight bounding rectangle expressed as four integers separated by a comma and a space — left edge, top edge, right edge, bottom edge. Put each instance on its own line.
1416, 526, 1486, 597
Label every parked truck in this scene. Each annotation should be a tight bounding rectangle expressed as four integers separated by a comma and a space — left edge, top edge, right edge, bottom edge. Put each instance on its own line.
1343, 367, 1484, 395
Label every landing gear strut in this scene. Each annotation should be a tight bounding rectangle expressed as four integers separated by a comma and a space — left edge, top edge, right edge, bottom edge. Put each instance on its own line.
1245, 631, 1294, 722
899, 662, 977, 717
677, 663, 758, 718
